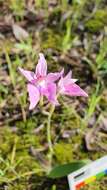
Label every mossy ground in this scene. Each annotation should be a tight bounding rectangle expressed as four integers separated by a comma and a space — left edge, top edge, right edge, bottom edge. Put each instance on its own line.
0, 0, 107, 189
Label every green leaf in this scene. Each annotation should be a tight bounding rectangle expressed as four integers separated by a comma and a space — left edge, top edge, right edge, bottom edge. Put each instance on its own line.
48, 160, 90, 179
0, 169, 5, 176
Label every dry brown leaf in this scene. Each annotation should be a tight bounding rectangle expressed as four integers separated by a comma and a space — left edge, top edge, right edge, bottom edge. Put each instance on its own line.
12, 24, 29, 41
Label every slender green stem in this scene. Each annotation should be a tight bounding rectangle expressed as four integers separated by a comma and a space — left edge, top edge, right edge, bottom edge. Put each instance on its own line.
47, 104, 55, 163
40, 96, 44, 107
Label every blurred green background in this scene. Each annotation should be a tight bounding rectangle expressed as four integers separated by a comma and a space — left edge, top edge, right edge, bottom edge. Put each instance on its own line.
0, 0, 107, 189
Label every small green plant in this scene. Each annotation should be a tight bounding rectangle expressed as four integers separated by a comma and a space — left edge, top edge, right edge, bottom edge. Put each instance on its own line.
96, 38, 107, 75
35, 0, 48, 8
62, 19, 72, 53
85, 9, 107, 32
51, 185, 56, 190
83, 82, 101, 127
9, 0, 25, 20
83, 37, 107, 80
4, 49, 27, 122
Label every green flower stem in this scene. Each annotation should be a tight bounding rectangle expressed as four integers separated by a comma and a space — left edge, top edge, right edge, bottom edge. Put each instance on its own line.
47, 104, 55, 162
40, 96, 43, 107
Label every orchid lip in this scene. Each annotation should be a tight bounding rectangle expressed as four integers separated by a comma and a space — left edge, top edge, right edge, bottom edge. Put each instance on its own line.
31, 76, 46, 88
37, 79, 46, 87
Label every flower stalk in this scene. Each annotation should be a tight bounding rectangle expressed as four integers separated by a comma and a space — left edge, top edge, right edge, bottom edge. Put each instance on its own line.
47, 104, 55, 165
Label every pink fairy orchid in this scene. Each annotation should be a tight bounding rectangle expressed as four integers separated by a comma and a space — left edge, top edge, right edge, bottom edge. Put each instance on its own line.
19, 53, 63, 110
58, 71, 88, 97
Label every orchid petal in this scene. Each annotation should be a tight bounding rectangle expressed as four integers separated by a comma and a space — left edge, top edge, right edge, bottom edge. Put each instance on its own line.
41, 83, 58, 105
58, 77, 64, 91
64, 83, 88, 97
63, 71, 77, 85
46, 69, 64, 82
36, 53, 47, 77
18, 67, 34, 82
27, 83, 40, 110
64, 71, 72, 80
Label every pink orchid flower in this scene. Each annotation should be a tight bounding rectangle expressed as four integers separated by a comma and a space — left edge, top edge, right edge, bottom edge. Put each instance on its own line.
19, 53, 63, 110
58, 71, 88, 97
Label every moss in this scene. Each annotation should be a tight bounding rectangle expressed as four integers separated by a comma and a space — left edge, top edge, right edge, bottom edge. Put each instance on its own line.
41, 29, 62, 51
0, 127, 42, 185
5, 182, 27, 190
54, 143, 73, 164
16, 116, 39, 132
0, 127, 16, 155
81, 177, 107, 190
85, 9, 107, 32
0, 39, 14, 56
